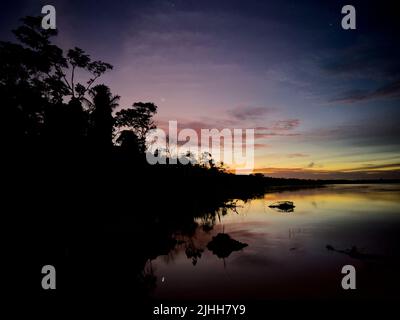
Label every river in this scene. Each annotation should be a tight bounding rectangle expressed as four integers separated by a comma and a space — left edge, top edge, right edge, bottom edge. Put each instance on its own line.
147, 184, 400, 300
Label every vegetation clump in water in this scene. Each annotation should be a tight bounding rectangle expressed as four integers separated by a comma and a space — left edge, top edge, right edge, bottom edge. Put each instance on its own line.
207, 233, 248, 258
268, 201, 295, 212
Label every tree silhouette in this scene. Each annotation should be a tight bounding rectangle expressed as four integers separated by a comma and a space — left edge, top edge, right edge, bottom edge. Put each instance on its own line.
85, 84, 120, 151
66, 47, 113, 100
0, 16, 59, 145
0, 15, 303, 308
116, 130, 142, 160
0, 16, 113, 151
115, 102, 158, 152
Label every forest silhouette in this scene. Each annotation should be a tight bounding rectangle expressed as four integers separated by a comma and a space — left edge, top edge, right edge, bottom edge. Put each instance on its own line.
1, 16, 273, 304
1, 16, 272, 190
4, 16, 399, 315
3, 17, 360, 310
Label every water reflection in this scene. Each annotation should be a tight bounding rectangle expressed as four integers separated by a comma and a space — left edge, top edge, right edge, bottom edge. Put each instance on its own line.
207, 233, 248, 259
143, 184, 400, 300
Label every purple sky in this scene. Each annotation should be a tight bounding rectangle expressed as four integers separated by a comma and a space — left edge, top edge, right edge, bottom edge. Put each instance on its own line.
2, 0, 400, 178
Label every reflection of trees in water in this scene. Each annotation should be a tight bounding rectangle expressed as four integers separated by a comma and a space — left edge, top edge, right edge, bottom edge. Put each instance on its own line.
143, 199, 249, 285
184, 238, 204, 266
137, 259, 157, 295
0, 16, 273, 303
197, 214, 217, 233
163, 225, 210, 266
196, 200, 243, 231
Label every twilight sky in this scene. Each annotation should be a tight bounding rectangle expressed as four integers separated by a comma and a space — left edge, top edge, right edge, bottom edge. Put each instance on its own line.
2, 0, 400, 178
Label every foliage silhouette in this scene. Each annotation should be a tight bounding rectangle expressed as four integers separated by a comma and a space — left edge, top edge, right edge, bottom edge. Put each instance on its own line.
115, 102, 157, 152
1, 16, 333, 309
86, 84, 120, 151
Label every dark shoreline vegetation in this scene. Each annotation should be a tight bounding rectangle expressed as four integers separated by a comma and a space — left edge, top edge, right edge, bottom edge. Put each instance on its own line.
3, 17, 399, 306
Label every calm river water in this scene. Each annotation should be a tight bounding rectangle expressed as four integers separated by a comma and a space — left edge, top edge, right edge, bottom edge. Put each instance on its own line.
148, 184, 400, 300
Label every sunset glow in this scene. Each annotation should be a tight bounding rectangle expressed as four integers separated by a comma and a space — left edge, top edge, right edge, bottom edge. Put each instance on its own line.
2, 0, 399, 179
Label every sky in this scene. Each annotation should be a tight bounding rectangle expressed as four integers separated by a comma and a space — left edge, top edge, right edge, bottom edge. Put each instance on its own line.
1, 0, 400, 179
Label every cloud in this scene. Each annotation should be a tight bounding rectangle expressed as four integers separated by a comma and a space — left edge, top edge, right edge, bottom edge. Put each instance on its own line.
254, 119, 301, 139
228, 106, 271, 120
320, 31, 400, 104
248, 167, 400, 180
298, 114, 400, 150
331, 79, 400, 104
271, 119, 300, 130
254, 143, 270, 149
306, 162, 315, 168
287, 153, 308, 158
255, 119, 300, 132
343, 163, 400, 172
155, 115, 302, 157
156, 118, 237, 134
321, 38, 400, 81
254, 132, 300, 139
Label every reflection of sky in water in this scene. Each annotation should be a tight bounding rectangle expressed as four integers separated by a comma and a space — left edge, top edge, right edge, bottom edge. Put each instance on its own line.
150, 184, 400, 300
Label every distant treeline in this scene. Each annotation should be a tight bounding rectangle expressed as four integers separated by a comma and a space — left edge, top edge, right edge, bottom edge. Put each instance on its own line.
262, 176, 400, 185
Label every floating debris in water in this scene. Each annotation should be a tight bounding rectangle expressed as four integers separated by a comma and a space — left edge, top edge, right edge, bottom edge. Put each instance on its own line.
326, 244, 384, 260
268, 201, 295, 212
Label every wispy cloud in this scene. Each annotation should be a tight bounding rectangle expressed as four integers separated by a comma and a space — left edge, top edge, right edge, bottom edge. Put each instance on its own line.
254, 119, 301, 139
287, 153, 308, 158
228, 106, 271, 120
298, 115, 400, 149
343, 163, 400, 172
271, 119, 300, 130
306, 162, 315, 168
249, 167, 400, 180
331, 79, 400, 104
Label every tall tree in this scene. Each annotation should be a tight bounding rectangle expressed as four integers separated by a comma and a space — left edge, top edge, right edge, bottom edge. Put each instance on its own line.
0, 16, 113, 149
114, 102, 157, 152
85, 84, 120, 150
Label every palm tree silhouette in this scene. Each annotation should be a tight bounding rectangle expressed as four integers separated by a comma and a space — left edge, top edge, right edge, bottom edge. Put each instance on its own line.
85, 84, 120, 150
